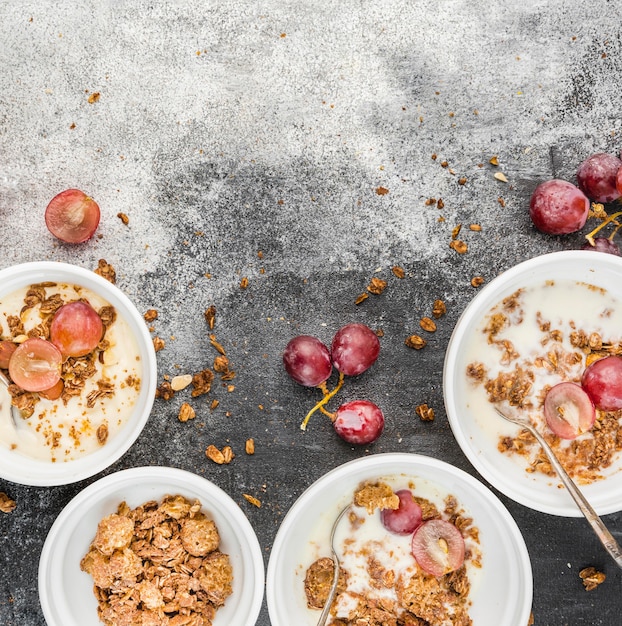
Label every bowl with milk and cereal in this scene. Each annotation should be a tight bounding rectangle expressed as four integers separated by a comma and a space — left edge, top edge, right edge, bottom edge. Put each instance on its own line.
444, 250, 622, 516
0, 262, 156, 486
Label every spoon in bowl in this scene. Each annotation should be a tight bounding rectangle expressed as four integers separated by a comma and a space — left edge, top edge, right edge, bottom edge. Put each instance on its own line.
495, 406, 622, 569
0, 370, 21, 426
316, 504, 351, 626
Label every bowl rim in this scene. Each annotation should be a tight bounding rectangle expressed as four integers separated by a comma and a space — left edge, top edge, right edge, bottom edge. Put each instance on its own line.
266, 452, 533, 626
38, 465, 265, 626
443, 250, 622, 516
0, 261, 157, 486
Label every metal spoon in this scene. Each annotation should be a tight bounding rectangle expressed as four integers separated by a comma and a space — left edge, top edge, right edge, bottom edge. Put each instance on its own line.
0, 370, 20, 426
316, 504, 351, 626
495, 406, 622, 568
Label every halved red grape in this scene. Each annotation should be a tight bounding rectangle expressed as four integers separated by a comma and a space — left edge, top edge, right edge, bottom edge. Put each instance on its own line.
544, 382, 595, 439
529, 179, 590, 235
380, 489, 423, 535
411, 519, 465, 577
581, 355, 622, 411
50, 301, 104, 357
39, 379, 64, 400
0, 341, 17, 369
581, 237, 621, 256
576, 153, 622, 203
8, 338, 62, 392
283, 335, 332, 387
331, 323, 380, 376
45, 189, 100, 244
332, 400, 384, 445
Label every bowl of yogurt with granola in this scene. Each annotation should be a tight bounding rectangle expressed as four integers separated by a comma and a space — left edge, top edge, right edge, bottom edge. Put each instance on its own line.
444, 250, 622, 516
266, 453, 532, 626
0, 261, 156, 486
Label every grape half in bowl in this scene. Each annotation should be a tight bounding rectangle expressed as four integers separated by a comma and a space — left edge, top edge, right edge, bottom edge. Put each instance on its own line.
0, 261, 156, 486
444, 250, 622, 516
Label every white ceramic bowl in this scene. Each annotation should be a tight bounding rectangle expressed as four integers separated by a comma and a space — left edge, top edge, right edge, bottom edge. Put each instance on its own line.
0, 261, 156, 486
267, 453, 532, 626
444, 250, 622, 516
38, 466, 265, 626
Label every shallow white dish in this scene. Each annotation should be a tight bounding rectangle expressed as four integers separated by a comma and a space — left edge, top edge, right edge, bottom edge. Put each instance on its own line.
38, 466, 265, 626
444, 250, 622, 516
266, 453, 532, 626
0, 261, 156, 486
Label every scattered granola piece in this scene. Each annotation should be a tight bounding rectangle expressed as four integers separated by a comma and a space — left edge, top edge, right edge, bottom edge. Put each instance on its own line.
405, 334, 427, 350
432, 299, 447, 318
471, 276, 485, 288
204, 305, 216, 330
376, 186, 389, 195
117, 212, 129, 225
242, 493, 261, 507
222, 446, 234, 464
489, 155, 499, 166
209, 335, 226, 356
152, 336, 165, 352
355, 292, 369, 305
451, 224, 462, 239
391, 266, 405, 278
458, 177, 467, 185
240, 277, 249, 289
498, 196, 506, 207
580, 567, 606, 591
0, 492, 16, 513
245, 438, 255, 455
213, 355, 229, 374
210, 399, 220, 410
87, 91, 100, 104
143, 309, 158, 322
155, 381, 174, 400
171, 374, 192, 391
494, 172, 508, 183
420, 317, 437, 333
178, 402, 196, 422
437, 198, 445, 209
96, 423, 109, 445
449, 239, 468, 254
94, 259, 116, 284
416, 403, 435, 422
469, 223, 482, 232
191, 369, 214, 397
367, 276, 387, 295
206, 444, 226, 464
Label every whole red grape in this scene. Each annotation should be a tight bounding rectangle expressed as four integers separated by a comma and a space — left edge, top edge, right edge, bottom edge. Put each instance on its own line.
332, 400, 384, 445
529, 179, 590, 235
581, 237, 621, 256
581, 355, 622, 411
576, 153, 622, 203
331, 323, 380, 376
283, 335, 332, 387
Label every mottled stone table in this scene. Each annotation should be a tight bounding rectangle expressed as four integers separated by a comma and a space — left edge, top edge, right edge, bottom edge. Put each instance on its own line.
1, 1, 622, 624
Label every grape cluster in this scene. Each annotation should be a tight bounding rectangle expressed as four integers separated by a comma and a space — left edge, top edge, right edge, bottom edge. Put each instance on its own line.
381, 489, 465, 577
544, 356, 622, 439
282, 323, 384, 445
529, 151, 622, 254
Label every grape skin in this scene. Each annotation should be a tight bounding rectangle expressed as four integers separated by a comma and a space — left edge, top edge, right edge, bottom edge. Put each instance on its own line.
50, 301, 104, 358
380, 489, 423, 535
576, 153, 622, 203
332, 400, 384, 445
543, 382, 595, 440
8, 338, 62, 392
331, 323, 380, 376
283, 335, 332, 387
581, 237, 621, 256
411, 519, 465, 577
0, 341, 17, 369
529, 179, 590, 235
45, 189, 101, 244
581, 355, 622, 412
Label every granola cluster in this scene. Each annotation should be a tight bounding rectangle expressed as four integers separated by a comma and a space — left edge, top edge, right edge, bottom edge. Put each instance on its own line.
466, 284, 622, 482
81, 495, 233, 626
304, 483, 478, 626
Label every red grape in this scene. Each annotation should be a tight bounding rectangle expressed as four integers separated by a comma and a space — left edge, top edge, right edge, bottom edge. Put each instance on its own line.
50, 301, 104, 357
332, 400, 384, 444
8, 338, 62, 392
581, 237, 621, 256
576, 153, 622, 203
380, 489, 423, 535
331, 323, 380, 376
616, 165, 622, 195
581, 355, 622, 411
529, 179, 590, 235
39, 379, 64, 400
283, 335, 332, 387
0, 341, 17, 369
411, 519, 465, 577
544, 382, 595, 439
45, 189, 100, 244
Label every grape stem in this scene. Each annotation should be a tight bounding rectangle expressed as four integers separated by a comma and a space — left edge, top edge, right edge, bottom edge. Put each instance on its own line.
585, 211, 622, 246
300, 372, 344, 430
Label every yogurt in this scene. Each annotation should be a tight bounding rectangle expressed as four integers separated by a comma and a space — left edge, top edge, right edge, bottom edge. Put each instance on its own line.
0, 283, 142, 462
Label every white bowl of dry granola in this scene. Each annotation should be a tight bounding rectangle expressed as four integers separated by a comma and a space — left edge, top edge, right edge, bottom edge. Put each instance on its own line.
266, 453, 532, 626
0, 261, 156, 485
38, 466, 265, 626
444, 250, 622, 516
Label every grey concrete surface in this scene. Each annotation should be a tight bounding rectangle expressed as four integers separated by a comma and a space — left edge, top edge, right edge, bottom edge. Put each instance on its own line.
1, 0, 622, 624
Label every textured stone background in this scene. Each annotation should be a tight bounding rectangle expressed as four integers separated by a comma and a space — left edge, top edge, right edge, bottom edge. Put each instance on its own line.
1, 1, 622, 624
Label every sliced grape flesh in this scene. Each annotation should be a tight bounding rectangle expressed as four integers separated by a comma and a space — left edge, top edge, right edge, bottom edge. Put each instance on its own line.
283, 335, 332, 387
45, 189, 101, 244
380, 489, 423, 535
411, 519, 465, 577
544, 382, 595, 439
8, 338, 63, 392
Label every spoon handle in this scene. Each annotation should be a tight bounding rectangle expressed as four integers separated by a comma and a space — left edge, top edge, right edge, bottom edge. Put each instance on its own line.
526, 422, 622, 568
